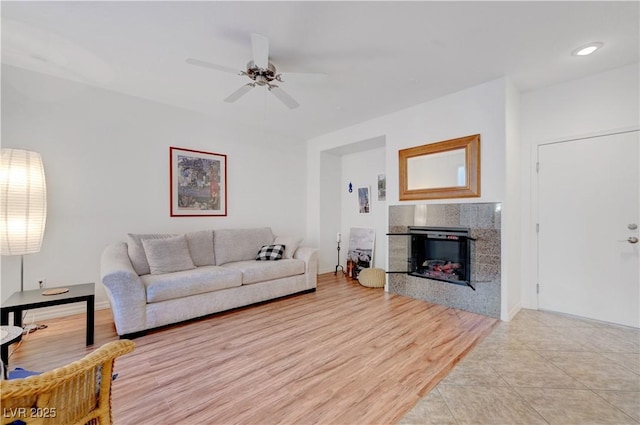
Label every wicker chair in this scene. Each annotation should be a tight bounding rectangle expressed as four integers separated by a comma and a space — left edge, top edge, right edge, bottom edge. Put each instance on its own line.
1, 340, 135, 425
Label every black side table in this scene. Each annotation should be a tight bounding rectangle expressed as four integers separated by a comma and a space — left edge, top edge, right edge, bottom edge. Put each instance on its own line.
1, 283, 95, 346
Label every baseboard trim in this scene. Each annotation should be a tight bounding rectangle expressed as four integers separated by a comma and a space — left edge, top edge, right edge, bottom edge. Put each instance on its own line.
507, 302, 522, 321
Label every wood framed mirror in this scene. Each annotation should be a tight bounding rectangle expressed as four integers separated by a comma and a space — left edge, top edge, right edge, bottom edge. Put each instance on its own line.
399, 134, 481, 200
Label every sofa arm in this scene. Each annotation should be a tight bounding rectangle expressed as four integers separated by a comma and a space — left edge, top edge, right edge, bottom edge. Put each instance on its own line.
100, 242, 147, 335
294, 246, 318, 288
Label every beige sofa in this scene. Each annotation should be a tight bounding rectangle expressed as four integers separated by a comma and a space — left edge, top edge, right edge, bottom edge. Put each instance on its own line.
100, 227, 317, 337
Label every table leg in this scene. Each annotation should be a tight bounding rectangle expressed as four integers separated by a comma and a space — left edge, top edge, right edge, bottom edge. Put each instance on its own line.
1, 345, 8, 375
86, 295, 95, 346
14, 309, 23, 328
1, 309, 8, 326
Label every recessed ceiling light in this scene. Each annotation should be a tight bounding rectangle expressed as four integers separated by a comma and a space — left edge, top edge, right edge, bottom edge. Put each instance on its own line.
572, 42, 604, 56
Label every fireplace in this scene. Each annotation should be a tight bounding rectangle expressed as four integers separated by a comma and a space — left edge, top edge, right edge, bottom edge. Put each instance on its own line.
388, 203, 501, 318
409, 226, 474, 289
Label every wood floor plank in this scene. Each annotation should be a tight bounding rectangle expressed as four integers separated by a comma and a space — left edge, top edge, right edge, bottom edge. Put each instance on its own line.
5, 273, 497, 424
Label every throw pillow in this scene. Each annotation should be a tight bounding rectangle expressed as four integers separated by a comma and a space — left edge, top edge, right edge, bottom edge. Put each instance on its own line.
274, 236, 302, 259
127, 233, 174, 275
256, 244, 286, 261
142, 234, 196, 275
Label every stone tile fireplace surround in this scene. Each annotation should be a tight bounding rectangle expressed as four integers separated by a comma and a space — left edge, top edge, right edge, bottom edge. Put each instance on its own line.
388, 203, 501, 318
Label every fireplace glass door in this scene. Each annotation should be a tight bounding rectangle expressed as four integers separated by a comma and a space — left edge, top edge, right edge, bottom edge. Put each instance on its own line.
387, 226, 474, 290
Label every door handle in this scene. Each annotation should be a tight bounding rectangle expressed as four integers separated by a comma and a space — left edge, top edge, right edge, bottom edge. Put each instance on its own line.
628, 236, 639, 244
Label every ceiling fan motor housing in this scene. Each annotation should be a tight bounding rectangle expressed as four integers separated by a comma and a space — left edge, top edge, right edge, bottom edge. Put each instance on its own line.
245, 61, 281, 86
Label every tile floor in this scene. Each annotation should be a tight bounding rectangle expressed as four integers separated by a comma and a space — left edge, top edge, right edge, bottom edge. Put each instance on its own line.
398, 308, 640, 425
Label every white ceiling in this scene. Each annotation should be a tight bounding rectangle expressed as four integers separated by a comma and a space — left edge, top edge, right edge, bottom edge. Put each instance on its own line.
2, 1, 638, 140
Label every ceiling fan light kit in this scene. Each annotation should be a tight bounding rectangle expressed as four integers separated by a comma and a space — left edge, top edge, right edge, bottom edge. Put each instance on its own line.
242, 61, 282, 85
187, 33, 310, 110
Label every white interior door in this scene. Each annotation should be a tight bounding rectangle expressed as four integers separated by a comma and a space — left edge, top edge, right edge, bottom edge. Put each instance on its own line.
537, 131, 639, 328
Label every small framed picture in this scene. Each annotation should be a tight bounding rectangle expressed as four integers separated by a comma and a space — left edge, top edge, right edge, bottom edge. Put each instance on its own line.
377, 174, 386, 201
358, 186, 370, 214
170, 147, 227, 217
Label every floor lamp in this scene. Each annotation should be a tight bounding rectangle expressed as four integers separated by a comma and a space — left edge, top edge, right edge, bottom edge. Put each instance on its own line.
0, 149, 47, 328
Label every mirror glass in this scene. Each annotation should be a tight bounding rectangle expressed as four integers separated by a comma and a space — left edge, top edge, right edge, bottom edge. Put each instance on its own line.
399, 134, 480, 200
407, 148, 466, 189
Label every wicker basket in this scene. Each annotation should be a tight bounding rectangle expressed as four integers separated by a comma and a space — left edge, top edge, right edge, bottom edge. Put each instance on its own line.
358, 268, 386, 288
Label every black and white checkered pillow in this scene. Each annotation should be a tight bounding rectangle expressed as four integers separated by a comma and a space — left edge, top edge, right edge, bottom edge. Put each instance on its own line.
256, 244, 286, 261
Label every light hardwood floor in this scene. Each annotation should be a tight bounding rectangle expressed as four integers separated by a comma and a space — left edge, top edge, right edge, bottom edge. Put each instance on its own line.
6, 273, 496, 424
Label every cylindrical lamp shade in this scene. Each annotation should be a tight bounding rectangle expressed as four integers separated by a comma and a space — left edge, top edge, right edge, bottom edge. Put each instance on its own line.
0, 149, 47, 255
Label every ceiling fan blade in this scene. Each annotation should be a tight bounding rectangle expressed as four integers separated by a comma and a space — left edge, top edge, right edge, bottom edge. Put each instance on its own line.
251, 33, 269, 69
186, 58, 239, 75
224, 84, 254, 103
269, 85, 299, 109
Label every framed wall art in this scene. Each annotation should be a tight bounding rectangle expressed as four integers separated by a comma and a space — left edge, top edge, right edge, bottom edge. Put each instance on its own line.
377, 174, 386, 201
357, 186, 370, 214
170, 147, 227, 217
347, 227, 375, 278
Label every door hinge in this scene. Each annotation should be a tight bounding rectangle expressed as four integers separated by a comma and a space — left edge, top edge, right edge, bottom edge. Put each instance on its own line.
536, 223, 540, 233
536, 283, 540, 294
536, 162, 540, 172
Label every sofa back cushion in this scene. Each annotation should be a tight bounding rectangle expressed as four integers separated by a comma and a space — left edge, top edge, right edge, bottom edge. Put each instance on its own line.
214, 227, 274, 265
185, 230, 215, 267
142, 235, 196, 275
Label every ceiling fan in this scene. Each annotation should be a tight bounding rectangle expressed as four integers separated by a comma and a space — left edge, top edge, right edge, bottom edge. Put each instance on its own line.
187, 33, 320, 110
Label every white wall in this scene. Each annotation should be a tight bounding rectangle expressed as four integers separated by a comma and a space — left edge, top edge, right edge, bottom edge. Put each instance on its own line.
318, 151, 342, 273
520, 63, 640, 309
503, 78, 522, 320
1, 66, 308, 313
307, 78, 510, 305
340, 147, 386, 272
313, 142, 386, 274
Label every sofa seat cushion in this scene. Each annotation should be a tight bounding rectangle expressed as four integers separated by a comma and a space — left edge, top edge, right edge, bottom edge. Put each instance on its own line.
221, 259, 305, 285
141, 266, 242, 303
